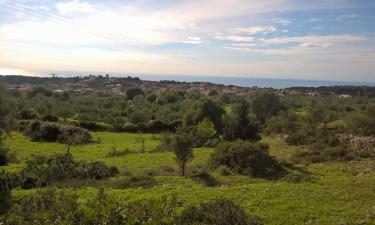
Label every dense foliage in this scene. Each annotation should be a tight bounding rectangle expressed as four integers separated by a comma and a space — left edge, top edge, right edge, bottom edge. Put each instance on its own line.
210, 140, 285, 179
24, 120, 92, 144
1, 153, 118, 189
1, 188, 261, 225
178, 199, 263, 225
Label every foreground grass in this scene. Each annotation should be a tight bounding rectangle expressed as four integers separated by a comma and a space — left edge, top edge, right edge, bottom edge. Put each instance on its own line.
4, 132, 375, 225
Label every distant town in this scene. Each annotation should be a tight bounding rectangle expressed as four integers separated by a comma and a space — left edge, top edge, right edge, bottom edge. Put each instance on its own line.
1, 75, 375, 98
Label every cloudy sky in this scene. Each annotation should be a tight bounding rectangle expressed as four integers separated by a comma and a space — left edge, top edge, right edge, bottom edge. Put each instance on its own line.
0, 0, 374, 81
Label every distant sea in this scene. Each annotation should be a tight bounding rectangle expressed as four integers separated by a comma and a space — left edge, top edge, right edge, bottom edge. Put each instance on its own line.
136, 74, 375, 89
24, 71, 375, 89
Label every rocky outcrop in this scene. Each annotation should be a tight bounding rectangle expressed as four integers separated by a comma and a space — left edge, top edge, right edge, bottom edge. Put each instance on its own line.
337, 134, 375, 152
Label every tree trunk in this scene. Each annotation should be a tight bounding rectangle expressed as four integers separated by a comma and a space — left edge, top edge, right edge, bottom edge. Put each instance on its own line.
181, 162, 185, 177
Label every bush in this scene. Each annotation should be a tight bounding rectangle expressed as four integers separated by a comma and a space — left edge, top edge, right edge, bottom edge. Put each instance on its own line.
290, 128, 373, 164
0, 147, 18, 166
210, 140, 285, 179
77, 121, 110, 131
2, 188, 83, 224
178, 199, 263, 225
18, 153, 118, 189
191, 170, 221, 187
0, 147, 8, 166
23, 120, 91, 144
41, 114, 59, 122
0, 170, 19, 191
216, 165, 231, 176
292, 144, 356, 164
58, 125, 92, 145
18, 108, 38, 120
106, 147, 131, 157
176, 125, 219, 148
2, 189, 262, 225
112, 175, 157, 189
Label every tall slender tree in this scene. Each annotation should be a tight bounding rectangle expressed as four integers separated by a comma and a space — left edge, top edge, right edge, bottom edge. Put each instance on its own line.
172, 134, 193, 177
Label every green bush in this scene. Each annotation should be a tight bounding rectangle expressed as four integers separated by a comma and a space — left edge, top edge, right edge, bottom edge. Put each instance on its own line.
41, 114, 59, 122
176, 125, 219, 148
106, 147, 131, 157
77, 120, 110, 131
2, 188, 83, 224
293, 144, 356, 164
178, 199, 263, 225
112, 175, 157, 189
2, 189, 263, 225
23, 120, 91, 144
210, 140, 285, 179
0, 147, 8, 166
191, 170, 221, 187
19, 153, 118, 189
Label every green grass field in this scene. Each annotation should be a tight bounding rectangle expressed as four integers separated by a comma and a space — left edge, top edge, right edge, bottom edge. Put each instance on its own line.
3, 132, 375, 225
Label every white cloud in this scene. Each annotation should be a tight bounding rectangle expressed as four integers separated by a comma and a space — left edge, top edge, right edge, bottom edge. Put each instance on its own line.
174, 22, 196, 30
272, 18, 290, 25
309, 18, 323, 22
179, 36, 203, 44
235, 26, 277, 35
231, 43, 257, 47
56, 0, 97, 14
214, 35, 255, 42
299, 42, 332, 48
259, 35, 367, 45
337, 14, 359, 21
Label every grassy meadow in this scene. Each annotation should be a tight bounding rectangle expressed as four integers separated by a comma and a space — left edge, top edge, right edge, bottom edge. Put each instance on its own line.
4, 131, 375, 225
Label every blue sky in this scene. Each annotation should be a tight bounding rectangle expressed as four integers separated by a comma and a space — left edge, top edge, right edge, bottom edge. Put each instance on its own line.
0, 0, 374, 81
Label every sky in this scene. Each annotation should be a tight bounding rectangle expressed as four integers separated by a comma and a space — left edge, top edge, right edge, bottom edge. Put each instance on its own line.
0, 0, 375, 82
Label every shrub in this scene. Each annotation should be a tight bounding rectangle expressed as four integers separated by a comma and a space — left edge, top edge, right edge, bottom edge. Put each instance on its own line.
2, 188, 84, 224
2, 189, 262, 225
178, 199, 263, 225
81, 161, 119, 180
0, 147, 8, 166
210, 140, 285, 179
23, 120, 91, 144
18, 153, 118, 189
216, 165, 231, 176
112, 175, 157, 189
41, 114, 59, 122
292, 144, 357, 164
18, 108, 38, 120
77, 121, 110, 131
176, 125, 219, 148
58, 125, 92, 145
191, 170, 221, 187
290, 128, 373, 164
160, 165, 176, 175
106, 147, 131, 157
0, 170, 19, 191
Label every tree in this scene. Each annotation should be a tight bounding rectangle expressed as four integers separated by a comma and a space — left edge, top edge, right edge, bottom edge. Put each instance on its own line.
223, 100, 260, 141
183, 98, 225, 132
126, 87, 144, 100
0, 83, 14, 166
171, 134, 193, 176
349, 103, 375, 136
135, 133, 146, 153
252, 92, 284, 123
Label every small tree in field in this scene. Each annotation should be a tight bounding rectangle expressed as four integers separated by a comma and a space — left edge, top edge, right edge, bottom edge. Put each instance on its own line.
135, 134, 146, 153
172, 134, 193, 177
